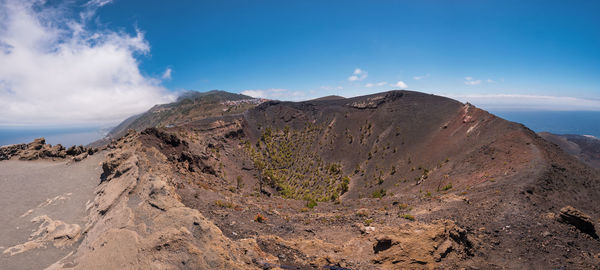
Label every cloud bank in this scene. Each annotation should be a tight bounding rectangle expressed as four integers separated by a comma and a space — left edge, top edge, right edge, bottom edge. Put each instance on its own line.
0, 0, 175, 126
464, 76, 481, 85
241, 88, 306, 100
443, 94, 600, 111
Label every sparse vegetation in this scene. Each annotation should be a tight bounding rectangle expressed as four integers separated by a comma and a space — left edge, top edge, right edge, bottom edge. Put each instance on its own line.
306, 198, 318, 209
371, 189, 386, 198
245, 124, 349, 201
441, 183, 453, 191
215, 200, 235, 208
236, 175, 244, 190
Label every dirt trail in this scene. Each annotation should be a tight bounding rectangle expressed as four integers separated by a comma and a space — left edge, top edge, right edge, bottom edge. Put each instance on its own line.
0, 153, 104, 270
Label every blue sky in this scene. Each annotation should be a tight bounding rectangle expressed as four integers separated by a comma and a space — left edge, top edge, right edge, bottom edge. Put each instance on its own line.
0, 0, 599, 126
95, 0, 600, 100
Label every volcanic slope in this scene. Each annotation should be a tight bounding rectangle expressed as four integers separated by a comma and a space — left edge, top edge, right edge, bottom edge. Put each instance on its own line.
539, 132, 600, 169
53, 90, 600, 269
95, 90, 261, 144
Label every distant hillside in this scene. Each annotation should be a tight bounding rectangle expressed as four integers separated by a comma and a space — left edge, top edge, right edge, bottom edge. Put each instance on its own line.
539, 132, 600, 169
94, 90, 264, 145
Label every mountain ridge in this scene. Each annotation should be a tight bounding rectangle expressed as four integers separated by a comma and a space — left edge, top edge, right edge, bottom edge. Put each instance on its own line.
44, 89, 600, 269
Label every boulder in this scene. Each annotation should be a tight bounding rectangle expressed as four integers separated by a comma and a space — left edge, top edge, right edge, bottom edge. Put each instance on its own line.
72, 152, 89, 162
43, 144, 66, 158
28, 138, 46, 150
66, 145, 86, 156
559, 206, 598, 239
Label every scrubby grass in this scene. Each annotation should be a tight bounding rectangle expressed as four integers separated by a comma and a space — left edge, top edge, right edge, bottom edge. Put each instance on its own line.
215, 200, 235, 208
245, 124, 350, 201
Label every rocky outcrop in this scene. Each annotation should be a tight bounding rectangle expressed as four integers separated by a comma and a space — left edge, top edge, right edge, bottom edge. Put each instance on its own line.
0, 137, 97, 161
347, 91, 403, 109
370, 220, 474, 268
0, 143, 26, 160
3, 215, 82, 256
48, 132, 263, 269
559, 206, 599, 239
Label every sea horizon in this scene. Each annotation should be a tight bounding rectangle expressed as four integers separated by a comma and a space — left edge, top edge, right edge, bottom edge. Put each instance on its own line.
0, 126, 107, 147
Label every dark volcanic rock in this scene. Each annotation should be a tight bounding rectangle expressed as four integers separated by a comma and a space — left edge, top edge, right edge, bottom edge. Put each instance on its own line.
142, 127, 184, 147
1, 137, 92, 161
559, 206, 598, 239
0, 144, 27, 160
66, 145, 85, 156
29, 138, 46, 150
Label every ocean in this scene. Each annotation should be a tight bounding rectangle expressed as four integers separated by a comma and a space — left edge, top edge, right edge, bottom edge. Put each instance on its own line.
490, 111, 600, 138
0, 126, 106, 147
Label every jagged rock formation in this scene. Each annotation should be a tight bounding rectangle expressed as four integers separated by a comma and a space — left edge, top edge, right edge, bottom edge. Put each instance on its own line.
48, 132, 263, 269
0, 138, 97, 161
558, 206, 598, 239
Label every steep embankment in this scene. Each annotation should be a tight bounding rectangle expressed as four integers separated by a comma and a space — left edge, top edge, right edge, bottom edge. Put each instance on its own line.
539, 132, 600, 169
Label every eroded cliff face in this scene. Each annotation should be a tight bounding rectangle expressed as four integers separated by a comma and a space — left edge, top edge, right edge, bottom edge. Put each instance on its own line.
48, 132, 264, 269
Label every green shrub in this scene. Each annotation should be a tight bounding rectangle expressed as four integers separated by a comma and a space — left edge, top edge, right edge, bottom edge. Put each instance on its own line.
306, 198, 318, 209
339, 176, 350, 194
441, 183, 453, 191
400, 214, 415, 221
254, 213, 267, 223
371, 189, 386, 198
236, 175, 244, 190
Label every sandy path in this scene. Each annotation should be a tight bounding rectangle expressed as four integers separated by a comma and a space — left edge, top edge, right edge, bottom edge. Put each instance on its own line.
0, 153, 104, 270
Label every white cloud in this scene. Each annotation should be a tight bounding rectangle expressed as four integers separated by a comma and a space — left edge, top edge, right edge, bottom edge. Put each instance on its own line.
392, 81, 408, 89
320, 85, 343, 90
441, 93, 600, 111
464, 76, 482, 85
486, 79, 496, 83
348, 68, 368, 81
162, 67, 172, 80
0, 0, 174, 126
241, 88, 305, 100
413, 74, 430, 80
365, 81, 387, 88
86, 0, 113, 8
